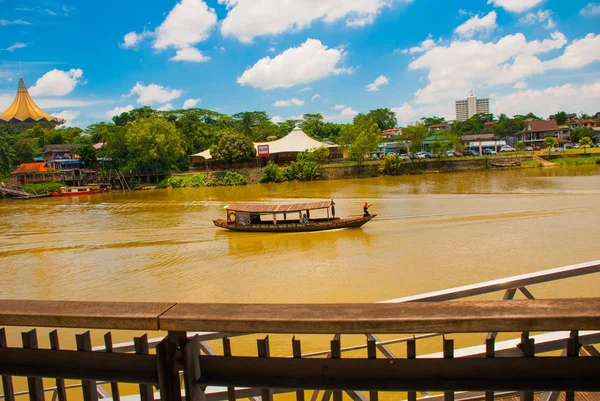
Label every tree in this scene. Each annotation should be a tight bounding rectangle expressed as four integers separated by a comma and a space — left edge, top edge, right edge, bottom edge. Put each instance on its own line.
429, 131, 462, 158
113, 106, 155, 126
210, 128, 256, 168
12, 138, 35, 165
77, 144, 97, 168
301, 114, 325, 139
284, 151, 320, 181
544, 137, 558, 156
125, 116, 187, 172
420, 116, 446, 127
338, 115, 381, 167
554, 111, 567, 126
367, 108, 397, 131
0, 132, 14, 175
232, 111, 272, 141
311, 145, 330, 163
514, 141, 525, 154
570, 126, 595, 143
401, 123, 428, 157
493, 117, 525, 138
579, 137, 593, 154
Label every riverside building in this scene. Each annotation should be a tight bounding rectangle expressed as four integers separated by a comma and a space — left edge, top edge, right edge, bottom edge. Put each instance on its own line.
455, 91, 490, 121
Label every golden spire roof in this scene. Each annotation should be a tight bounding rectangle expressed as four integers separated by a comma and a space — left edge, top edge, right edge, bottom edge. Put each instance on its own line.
0, 78, 58, 122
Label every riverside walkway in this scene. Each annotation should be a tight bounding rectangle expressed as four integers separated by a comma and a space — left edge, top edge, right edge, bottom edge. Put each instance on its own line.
1, 260, 599, 401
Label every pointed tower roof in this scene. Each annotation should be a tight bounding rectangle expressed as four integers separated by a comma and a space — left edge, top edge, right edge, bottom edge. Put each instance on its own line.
0, 78, 58, 122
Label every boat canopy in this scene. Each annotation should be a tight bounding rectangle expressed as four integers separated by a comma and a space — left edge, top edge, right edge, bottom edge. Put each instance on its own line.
224, 200, 333, 214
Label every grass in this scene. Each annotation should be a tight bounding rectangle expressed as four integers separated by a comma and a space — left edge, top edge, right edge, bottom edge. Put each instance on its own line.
521, 160, 542, 167
22, 182, 66, 194
552, 156, 600, 165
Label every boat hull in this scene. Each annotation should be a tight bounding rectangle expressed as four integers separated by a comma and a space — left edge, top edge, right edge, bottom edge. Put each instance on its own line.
213, 214, 376, 233
48, 188, 110, 197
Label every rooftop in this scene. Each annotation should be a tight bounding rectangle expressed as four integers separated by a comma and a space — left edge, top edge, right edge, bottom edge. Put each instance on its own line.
523, 120, 559, 133
10, 162, 57, 175
0, 78, 59, 123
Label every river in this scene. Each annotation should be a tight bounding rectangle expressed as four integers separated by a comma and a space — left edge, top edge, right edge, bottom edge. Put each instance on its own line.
1, 165, 599, 304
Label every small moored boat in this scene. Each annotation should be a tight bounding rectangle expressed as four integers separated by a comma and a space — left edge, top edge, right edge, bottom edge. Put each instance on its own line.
213, 200, 376, 233
48, 185, 110, 197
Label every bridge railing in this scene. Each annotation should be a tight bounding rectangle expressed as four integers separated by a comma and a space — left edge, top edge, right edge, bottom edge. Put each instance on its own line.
1, 260, 600, 401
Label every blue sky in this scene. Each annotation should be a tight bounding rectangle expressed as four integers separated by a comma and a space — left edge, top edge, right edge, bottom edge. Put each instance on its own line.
0, 0, 599, 128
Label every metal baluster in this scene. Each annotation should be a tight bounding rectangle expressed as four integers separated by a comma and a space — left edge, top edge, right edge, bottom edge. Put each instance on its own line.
157, 331, 184, 401
443, 337, 454, 401
76, 331, 98, 401
292, 337, 305, 401
407, 337, 416, 401
49, 330, 67, 401
485, 338, 495, 401
103, 333, 121, 401
331, 335, 342, 401
0, 329, 15, 401
134, 335, 154, 401
222, 336, 236, 401
257, 337, 273, 401
565, 331, 579, 401
519, 332, 535, 401
367, 337, 378, 401
183, 334, 204, 401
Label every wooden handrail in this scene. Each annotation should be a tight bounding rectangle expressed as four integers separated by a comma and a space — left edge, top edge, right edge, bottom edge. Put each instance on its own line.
1, 299, 599, 333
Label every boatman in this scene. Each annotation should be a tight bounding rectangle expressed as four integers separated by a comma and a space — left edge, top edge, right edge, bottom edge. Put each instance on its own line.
363, 202, 371, 216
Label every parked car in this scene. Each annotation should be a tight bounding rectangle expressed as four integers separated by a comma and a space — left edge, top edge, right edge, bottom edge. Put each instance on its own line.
414, 152, 426, 159
564, 143, 574, 149
483, 149, 497, 156
453, 151, 464, 157
533, 146, 541, 151
400, 154, 411, 161
500, 146, 515, 152
463, 149, 480, 156
425, 152, 435, 159
525, 146, 534, 151
446, 150, 455, 157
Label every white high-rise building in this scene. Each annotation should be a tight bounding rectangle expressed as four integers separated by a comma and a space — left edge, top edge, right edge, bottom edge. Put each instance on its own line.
455, 91, 490, 121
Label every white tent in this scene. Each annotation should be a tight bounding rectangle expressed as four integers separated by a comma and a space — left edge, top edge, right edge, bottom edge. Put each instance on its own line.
190, 127, 338, 161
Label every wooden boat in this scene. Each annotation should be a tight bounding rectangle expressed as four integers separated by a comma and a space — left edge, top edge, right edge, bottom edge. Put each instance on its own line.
213, 200, 376, 232
48, 185, 110, 197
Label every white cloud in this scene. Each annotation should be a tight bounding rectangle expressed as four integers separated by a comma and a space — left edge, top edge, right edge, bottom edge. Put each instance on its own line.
270, 115, 282, 124
170, 47, 210, 62
267, 47, 276, 52
543, 33, 600, 70
106, 104, 134, 118
333, 104, 346, 110
492, 82, 600, 117
273, 98, 305, 107
520, 10, 555, 29
153, 0, 217, 50
455, 11, 497, 38
365, 75, 389, 91
53, 110, 80, 127
408, 31, 567, 105
580, 3, 600, 15
127, 83, 183, 105
120, 31, 149, 49
400, 37, 435, 54
29, 69, 85, 96
311, 93, 320, 101
157, 103, 173, 111
183, 98, 201, 108
513, 81, 527, 89
237, 38, 350, 90
340, 106, 359, 117
458, 9, 473, 17
219, 0, 412, 42
487, 0, 544, 13
0, 19, 31, 25
270, 114, 304, 123
298, 86, 311, 92
1, 42, 30, 52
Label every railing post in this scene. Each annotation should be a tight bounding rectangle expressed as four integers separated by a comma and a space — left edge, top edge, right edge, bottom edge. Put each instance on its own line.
156, 331, 184, 401
76, 331, 98, 401
565, 331, 580, 401
407, 337, 417, 401
443, 337, 454, 401
519, 332, 535, 401
292, 337, 305, 401
135, 334, 154, 401
485, 337, 495, 401
22, 330, 44, 401
367, 337, 378, 401
183, 334, 204, 401
0, 328, 15, 401
104, 333, 121, 401
331, 335, 342, 401
49, 330, 67, 401
257, 336, 273, 401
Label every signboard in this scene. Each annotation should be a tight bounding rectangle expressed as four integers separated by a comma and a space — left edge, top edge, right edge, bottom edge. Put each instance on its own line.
257, 144, 270, 157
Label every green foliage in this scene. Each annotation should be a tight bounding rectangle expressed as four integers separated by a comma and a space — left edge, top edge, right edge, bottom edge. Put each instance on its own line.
231, 111, 274, 141
113, 106, 156, 126
379, 153, 403, 175
401, 123, 429, 156
284, 152, 320, 181
570, 127, 595, 143
12, 138, 36, 164
553, 156, 600, 165
493, 116, 525, 138
579, 136, 593, 154
554, 111, 567, 126
207, 171, 247, 186
22, 182, 66, 194
311, 145, 330, 163
260, 161, 286, 183
521, 159, 541, 167
544, 136, 559, 156
158, 173, 208, 188
125, 116, 187, 172
420, 116, 446, 127
339, 115, 381, 167
514, 142, 525, 152
366, 108, 397, 131
429, 131, 462, 158
210, 128, 256, 168
77, 144, 97, 168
